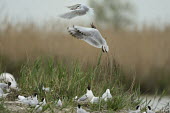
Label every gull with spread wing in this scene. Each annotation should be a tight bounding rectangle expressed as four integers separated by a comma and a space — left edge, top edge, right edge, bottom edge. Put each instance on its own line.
67, 24, 109, 52
60, 4, 94, 19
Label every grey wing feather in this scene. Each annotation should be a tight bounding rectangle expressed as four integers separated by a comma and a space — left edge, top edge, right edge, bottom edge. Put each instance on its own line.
67, 4, 81, 10
83, 37, 101, 48
60, 9, 86, 19
68, 26, 102, 48
78, 95, 88, 101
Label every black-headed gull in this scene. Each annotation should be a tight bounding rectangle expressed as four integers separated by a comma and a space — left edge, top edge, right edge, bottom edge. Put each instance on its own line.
146, 106, 155, 113
35, 98, 46, 112
18, 93, 39, 106
77, 104, 89, 113
42, 86, 50, 92
78, 85, 94, 102
60, 4, 93, 19
128, 105, 141, 113
102, 89, 112, 101
29, 93, 39, 106
0, 73, 18, 90
56, 98, 62, 107
67, 24, 109, 52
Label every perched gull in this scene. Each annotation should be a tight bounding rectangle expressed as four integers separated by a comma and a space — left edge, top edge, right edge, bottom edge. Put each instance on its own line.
0, 73, 18, 90
128, 105, 141, 113
77, 104, 89, 113
78, 85, 94, 102
18, 95, 26, 100
67, 24, 109, 52
56, 98, 62, 107
102, 89, 112, 101
90, 96, 100, 104
18, 93, 39, 106
17, 95, 32, 101
29, 93, 39, 106
34, 98, 46, 112
146, 106, 155, 113
0, 82, 11, 90
0, 88, 9, 98
60, 4, 94, 19
42, 86, 50, 92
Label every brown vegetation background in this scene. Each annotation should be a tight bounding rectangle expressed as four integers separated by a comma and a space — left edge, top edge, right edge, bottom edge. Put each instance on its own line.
0, 22, 170, 93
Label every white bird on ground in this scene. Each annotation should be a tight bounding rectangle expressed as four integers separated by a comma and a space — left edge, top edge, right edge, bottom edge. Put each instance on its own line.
18, 95, 26, 100
78, 85, 94, 102
77, 104, 89, 113
0, 82, 11, 89
42, 86, 50, 92
67, 24, 109, 52
0, 73, 18, 90
0, 88, 9, 98
56, 98, 62, 107
34, 98, 46, 112
102, 89, 112, 101
128, 105, 141, 113
90, 96, 100, 104
18, 93, 38, 106
29, 93, 39, 106
17, 95, 32, 101
59, 4, 94, 19
146, 106, 155, 113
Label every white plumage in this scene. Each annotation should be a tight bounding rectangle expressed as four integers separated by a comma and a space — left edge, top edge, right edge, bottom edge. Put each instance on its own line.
78, 86, 94, 102
90, 96, 100, 104
67, 25, 109, 52
56, 99, 62, 107
60, 4, 94, 19
128, 105, 141, 113
34, 98, 46, 112
102, 89, 112, 101
0, 73, 18, 90
146, 106, 155, 113
77, 104, 89, 113
0, 88, 9, 98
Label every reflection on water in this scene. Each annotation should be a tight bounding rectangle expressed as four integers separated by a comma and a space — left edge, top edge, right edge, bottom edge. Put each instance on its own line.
141, 96, 170, 111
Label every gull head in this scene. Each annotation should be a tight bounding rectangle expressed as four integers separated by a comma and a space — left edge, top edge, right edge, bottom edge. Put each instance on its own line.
102, 45, 109, 53
146, 106, 152, 111
78, 104, 81, 109
136, 105, 140, 111
87, 85, 91, 90
8, 82, 11, 88
41, 98, 45, 102
33, 93, 38, 98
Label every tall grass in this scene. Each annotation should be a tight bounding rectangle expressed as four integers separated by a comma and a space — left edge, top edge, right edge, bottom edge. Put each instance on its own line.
1, 57, 140, 112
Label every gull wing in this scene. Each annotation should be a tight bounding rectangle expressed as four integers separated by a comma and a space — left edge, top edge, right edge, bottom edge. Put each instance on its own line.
78, 94, 88, 101
68, 26, 102, 48
102, 91, 107, 99
67, 4, 81, 10
60, 7, 86, 19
